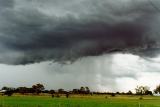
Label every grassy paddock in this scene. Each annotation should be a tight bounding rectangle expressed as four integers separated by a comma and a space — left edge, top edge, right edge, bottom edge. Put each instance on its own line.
0, 95, 160, 107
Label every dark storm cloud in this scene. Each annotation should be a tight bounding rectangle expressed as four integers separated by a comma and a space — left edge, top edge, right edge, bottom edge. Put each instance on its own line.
0, 0, 160, 64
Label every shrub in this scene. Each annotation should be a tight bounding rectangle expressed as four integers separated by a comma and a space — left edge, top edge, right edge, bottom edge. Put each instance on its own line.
111, 93, 116, 97
139, 97, 143, 100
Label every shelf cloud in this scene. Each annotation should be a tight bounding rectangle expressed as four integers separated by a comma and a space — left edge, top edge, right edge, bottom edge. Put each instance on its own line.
0, 0, 160, 64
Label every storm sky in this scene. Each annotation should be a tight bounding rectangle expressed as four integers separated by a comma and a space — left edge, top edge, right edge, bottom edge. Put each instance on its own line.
0, 0, 160, 92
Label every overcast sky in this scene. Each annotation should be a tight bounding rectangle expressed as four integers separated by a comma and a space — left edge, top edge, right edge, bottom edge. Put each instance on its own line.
0, 0, 160, 92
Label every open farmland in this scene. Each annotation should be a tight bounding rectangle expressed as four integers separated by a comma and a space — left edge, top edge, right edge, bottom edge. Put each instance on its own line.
0, 95, 160, 107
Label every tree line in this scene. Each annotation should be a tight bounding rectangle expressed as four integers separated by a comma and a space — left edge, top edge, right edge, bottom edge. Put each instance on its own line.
0, 84, 92, 96
0, 83, 160, 97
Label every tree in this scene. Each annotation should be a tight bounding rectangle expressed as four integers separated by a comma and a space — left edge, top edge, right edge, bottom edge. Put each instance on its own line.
16, 87, 28, 94
145, 90, 153, 95
58, 89, 65, 94
32, 83, 45, 94
135, 86, 150, 95
127, 90, 133, 95
49, 90, 55, 94
85, 87, 90, 94
80, 87, 85, 94
2, 87, 15, 91
72, 89, 79, 94
4, 91, 14, 96
154, 85, 160, 94
1, 87, 15, 96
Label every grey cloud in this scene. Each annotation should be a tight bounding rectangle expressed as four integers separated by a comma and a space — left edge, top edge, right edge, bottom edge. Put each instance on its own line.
0, 0, 14, 9
0, 0, 160, 64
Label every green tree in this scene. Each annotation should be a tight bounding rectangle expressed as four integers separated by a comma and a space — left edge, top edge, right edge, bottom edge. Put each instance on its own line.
32, 83, 45, 94
1, 86, 15, 96
135, 86, 150, 95
85, 87, 90, 94
17, 87, 28, 94
80, 87, 85, 94
2, 87, 15, 91
58, 89, 64, 94
80, 87, 85, 91
127, 90, 133, 95
154, 85, 160, 94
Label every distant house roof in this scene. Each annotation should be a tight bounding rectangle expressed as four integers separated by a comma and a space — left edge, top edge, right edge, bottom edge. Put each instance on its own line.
0, 90, 7, 93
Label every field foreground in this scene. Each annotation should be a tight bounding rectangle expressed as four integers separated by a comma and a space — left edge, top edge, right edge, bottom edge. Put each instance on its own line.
0, 95, 160, 107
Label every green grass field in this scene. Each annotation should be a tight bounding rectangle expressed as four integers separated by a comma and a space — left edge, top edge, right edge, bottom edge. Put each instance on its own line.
0, 95, 160, 107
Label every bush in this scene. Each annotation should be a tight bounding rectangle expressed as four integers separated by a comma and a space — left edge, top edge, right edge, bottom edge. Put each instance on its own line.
55, 94, 60, 98
111, 93, 116, 97
4, 91, 14, 96
139, 97, 143, 100
51, 94, 54, 98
